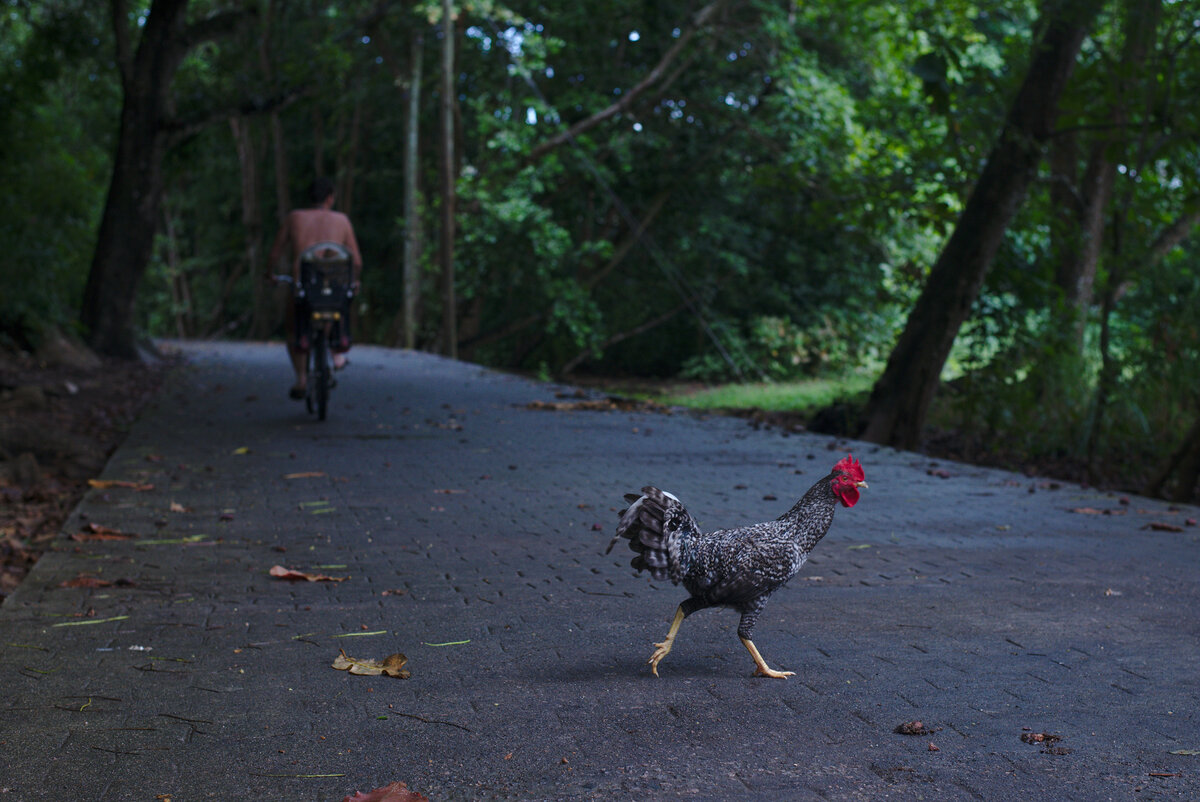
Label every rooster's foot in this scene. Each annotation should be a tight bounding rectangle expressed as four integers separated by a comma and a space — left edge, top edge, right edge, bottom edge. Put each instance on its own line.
741, 636, 793, 679
648, 605, 688, 677
753, 665, 795, 679
648, 640, 674, 677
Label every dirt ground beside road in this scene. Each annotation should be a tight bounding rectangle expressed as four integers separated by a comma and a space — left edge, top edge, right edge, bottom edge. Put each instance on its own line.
0, 343, 170, 598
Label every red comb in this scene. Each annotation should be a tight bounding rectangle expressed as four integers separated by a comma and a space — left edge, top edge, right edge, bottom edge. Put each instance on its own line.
833, 454, 865, 482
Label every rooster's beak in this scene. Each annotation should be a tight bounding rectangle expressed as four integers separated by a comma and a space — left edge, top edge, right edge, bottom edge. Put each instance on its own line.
856, 481, 869, 489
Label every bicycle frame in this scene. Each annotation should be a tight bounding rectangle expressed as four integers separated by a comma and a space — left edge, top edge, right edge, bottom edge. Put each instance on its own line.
274, 269, 353, 422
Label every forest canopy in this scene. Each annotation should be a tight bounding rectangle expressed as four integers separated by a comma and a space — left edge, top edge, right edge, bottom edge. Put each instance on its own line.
3, 0, 1199, 497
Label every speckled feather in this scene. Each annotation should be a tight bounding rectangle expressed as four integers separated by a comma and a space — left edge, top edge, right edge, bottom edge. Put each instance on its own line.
608, 463, 857, 639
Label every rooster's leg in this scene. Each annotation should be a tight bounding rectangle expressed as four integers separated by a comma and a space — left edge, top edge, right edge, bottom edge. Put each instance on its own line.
648, 605, 686, 677
739, 637, 794, 679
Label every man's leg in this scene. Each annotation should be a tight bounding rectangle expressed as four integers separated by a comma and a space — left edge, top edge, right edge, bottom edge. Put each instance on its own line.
331, 306, 351, 370
284, 299, 307, 396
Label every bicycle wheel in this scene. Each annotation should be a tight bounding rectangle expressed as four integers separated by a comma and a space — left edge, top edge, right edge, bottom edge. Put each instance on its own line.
304, 344, 316, 415
314, 332, 330, 421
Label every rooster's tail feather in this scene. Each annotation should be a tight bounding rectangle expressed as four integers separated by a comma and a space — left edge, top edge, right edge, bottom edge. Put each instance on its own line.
606, 486, 698, 583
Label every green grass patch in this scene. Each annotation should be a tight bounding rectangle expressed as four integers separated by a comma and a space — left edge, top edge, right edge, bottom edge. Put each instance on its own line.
657, 373, 875, 415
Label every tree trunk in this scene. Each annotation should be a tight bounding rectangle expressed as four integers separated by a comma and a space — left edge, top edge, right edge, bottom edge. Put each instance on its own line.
80, 0, 250, 357
337, 95, 363, 219
1083, 0, 1165, 475
402, 30, 425, 350
81, 0, 192, 358
439, 0, 457, 359
230, 116, 264, 339
860, 0, 1101, 450
1053, 140, 1114, 341
313, 107, 326, 177
251, 0, 289, 339
161, 200, 190, 338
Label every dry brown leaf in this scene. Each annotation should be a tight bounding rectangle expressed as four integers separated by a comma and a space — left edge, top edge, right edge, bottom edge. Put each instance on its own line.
284, 471, 327, 479
59, 574, 113, 588
88, 479, 154, 491
341, 781, 428, 802
895, 720, 935, 735
268, 565, 348, 582
71, 523, 135, 541
331, 649, 411, 679
525, 397, 667, 413
1146, 522, 1184, 532
1070, 507, 1125, 516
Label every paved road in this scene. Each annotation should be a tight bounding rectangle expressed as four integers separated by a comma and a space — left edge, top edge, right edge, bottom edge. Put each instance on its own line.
1, 342, 1198, 801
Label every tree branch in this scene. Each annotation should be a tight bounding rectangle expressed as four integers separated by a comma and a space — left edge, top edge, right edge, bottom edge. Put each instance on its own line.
162, 88, 308, 146
1147, 197, 1200, 264
111, 0, 134, 90
182, 6, 257, 51
525, 0, 726, 163
560, 302, 688, 375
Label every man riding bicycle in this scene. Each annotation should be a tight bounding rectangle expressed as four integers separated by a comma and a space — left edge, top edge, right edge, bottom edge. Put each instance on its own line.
266, 177, 362, 399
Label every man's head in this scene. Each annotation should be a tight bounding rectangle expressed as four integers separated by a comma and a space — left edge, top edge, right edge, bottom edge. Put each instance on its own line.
309, 177, 335, 206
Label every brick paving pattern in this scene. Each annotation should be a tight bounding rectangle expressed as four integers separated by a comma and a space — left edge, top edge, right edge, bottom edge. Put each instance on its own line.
1, 341, 1197, 800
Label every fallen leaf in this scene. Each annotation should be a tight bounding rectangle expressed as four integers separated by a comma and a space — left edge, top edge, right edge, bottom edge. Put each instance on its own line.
232, 446, 250, 455
87, 479, 154, 491
59, 574, 113, 588
1169, 749, 1200, 756
269, 565, 348, 582
51, 615, 129, 627
332, 649, 411, 679
928, 743, 939, 752
169, 501, 189, 513
847, 544, 872, 551
1149, 772, 1181, 778
894, 720, 934, 736
284, 471, 326, 479
1021, 732, 1062, 744
341, 781, 427, 802
1070, 507, 1125, 516
380, 589, 408, 596
1146, 522, 1184, 532
71, 523, 135, 542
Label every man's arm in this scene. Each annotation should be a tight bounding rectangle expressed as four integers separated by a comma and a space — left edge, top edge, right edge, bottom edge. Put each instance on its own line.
343, 218, 363, 284
267, 213, 293, 280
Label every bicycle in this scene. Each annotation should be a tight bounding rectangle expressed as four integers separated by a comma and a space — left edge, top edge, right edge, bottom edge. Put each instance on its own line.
274, 241, 356, 421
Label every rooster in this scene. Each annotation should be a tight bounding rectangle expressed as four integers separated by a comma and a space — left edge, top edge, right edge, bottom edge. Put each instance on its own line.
607, 454, 867, 678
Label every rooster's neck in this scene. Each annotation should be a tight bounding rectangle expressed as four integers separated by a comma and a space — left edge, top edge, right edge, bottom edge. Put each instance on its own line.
778, 473, 839, 552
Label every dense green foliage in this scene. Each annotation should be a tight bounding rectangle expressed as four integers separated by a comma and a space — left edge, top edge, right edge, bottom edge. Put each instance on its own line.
3, 0, 1199, 494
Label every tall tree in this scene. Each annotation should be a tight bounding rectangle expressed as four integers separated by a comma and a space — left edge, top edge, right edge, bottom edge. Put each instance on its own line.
438, 0, 457, 358
80, 0, 250, 358
402, 29, 425, 350
860, 0, 1104, 450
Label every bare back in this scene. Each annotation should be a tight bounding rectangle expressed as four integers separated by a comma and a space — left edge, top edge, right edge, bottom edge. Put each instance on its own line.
270, 207, 362, 279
